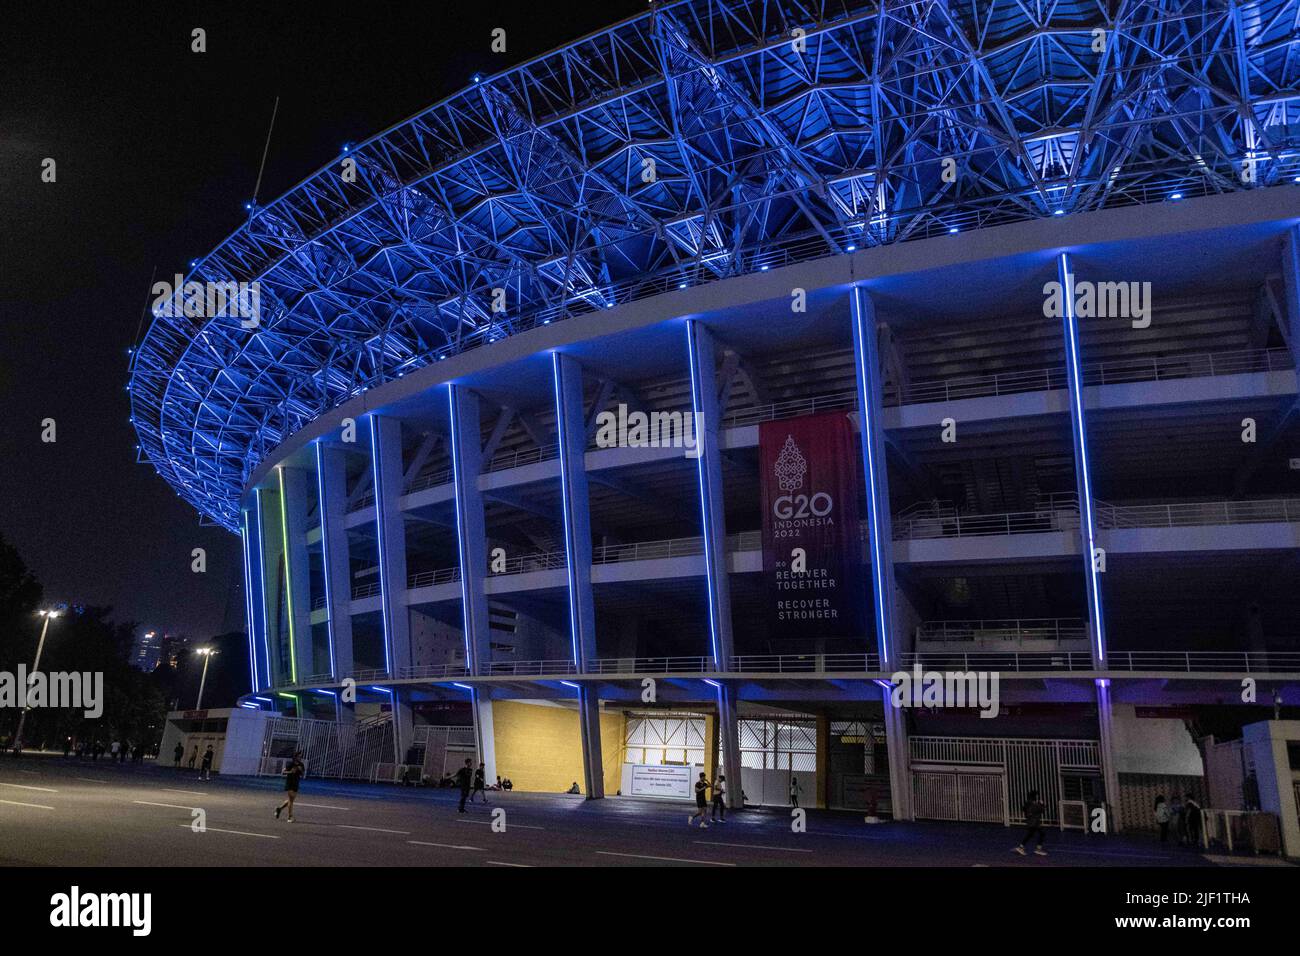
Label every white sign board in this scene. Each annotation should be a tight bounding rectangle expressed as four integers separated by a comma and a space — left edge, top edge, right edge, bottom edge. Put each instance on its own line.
628, 763, 694, 800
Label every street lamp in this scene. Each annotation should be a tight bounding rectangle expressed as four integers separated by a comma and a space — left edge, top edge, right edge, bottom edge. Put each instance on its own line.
195, 648, 219, 710
12, 609, 61, 753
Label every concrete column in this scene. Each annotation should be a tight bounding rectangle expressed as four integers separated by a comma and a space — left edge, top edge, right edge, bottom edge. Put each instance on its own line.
552, 351, 603, 798
448, 385, 491, 674
240, 506, 267, 693
254, 486, 287, 688
315, 442, 354, 681
685, 320, 744, 806
850, 286, 912, 821
1243, 720, 1300, 858
473, 691, 497, 783
368, 414, 411, 676
391, 687, 415, 769
717, 684, 744, 809
1281, 227, 1300, 376
1057, 252, 1109, 669
1096, 680, 1124, 833
1057, 252, 1121, 828
278, 466, 314, 685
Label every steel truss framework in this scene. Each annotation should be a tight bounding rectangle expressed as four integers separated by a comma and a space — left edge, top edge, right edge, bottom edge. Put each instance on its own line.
130, 0, 1300, 531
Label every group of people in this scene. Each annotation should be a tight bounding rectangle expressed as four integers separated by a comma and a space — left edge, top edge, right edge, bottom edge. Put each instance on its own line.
65, 739, 147, 763
172, 742, 216, 779
687, 772, 729, 827
1153, 793, 1204, 847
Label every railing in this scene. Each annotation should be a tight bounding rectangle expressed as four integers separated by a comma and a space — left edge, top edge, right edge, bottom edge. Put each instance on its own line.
1104, 651, 1300, 673
587, 656, 712, 674
731, 653, 882, 672
722, 390, 857, 430
396, 663, 470, 680
485, 443, 559, 474
311, 595, 327, 611
350, 667, 391, 683
406, 467, 453, 494
894, 347, 1293, 406
893, 503, 1080, 539
351, 581, 382, 600
408, 567, 462, 589
1096, 498, 1300, 529
902, 651, 1095, 672
916, 619, 1087, 643
483, 659, 578, 677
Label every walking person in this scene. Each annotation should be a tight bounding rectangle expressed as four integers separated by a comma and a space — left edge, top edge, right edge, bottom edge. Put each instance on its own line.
789, 775, 801, 808
199, 745, 214, 780
275, 752, 305, 822
1184, 793, 1204, 849
110, 740, 120, 762
1170, 793, 1185, 845
469, 761, 489, 804
1012, 790, 1048, 856
688, 771, 710, 828
1153, 794, 1171, 843
173, 742, 184, 768
710, 773, 728, 823
454, 758, 474, 813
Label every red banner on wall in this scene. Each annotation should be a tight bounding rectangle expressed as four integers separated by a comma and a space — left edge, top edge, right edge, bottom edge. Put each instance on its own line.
759, 412, 861, 639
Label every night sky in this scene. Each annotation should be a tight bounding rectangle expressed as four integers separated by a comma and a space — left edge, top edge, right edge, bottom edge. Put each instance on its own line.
0, 0, 645, 640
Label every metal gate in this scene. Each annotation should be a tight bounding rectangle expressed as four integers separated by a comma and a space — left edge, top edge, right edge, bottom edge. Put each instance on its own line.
909, 737, 1100, 825
913, 770, 1007, 823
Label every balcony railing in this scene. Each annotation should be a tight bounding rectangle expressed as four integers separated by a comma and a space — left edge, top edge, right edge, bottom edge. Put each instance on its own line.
351, 581, 382, 600
408, 567, 462, 589
893, 501, 1080, 539
1096, 498, 1300, 529
893, 346, 1292, 406
916, 618, 1087, 643
731, 653, 883, 672
722, 390, 857, 430
266, 649, 1300, 691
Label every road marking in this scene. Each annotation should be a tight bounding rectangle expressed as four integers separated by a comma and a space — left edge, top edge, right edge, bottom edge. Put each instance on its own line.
486, 860, 531, 867
17, 769, 40, 775
74, 777, 109, 784
0, 798, 55, 810
337, 824, 409, 834
597, 851, 735, 866
177, 825, 278, 840
134, 801, 197, 811
695, 841, 812, 853
295, 802, 350, 810
408, 840, 484, 851
456, 818, 545, 830
161, 789, 207, 796
0, 782, 57, 793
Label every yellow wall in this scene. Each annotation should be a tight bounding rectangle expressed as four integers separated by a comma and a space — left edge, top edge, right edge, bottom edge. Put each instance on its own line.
492, 700, 623, 796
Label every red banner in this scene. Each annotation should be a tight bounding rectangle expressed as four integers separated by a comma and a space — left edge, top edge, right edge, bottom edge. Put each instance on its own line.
759, 412, 861, 639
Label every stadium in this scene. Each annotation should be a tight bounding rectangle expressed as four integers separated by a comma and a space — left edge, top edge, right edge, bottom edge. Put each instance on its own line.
129, 0, 1300, 847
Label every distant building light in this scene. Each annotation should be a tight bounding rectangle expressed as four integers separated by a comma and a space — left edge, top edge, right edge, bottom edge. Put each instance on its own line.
948, 226, 959, 234
1170, 192, 1183, 200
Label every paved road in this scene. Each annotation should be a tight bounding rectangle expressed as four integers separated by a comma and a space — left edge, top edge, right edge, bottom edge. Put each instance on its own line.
0, 754, 1240, 867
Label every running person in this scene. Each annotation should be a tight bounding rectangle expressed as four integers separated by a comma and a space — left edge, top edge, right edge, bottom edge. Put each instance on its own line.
470, 761, 489, 804
688, 772, 710, 828
1012, 790, 1048, 856
454, 758, 474, 813
275, 752, 305, 822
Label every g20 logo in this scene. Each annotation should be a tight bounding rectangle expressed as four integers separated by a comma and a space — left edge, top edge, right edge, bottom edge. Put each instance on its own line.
774, 492, 833, 520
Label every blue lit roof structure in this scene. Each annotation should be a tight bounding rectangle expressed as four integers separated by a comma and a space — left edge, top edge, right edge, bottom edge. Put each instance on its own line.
130, 0, 1300, 531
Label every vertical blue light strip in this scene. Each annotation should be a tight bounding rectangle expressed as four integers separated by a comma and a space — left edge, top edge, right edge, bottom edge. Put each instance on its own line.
446, 385, 476, 667
850, 287, 894, 670
253, 487, 273, 688
367, 415, 394, 674
551, 353, 584, 669
684, 321, 723, 666
314, 442, 338, 679
1058, 252, 1108, 666
240, 509, 260, 693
